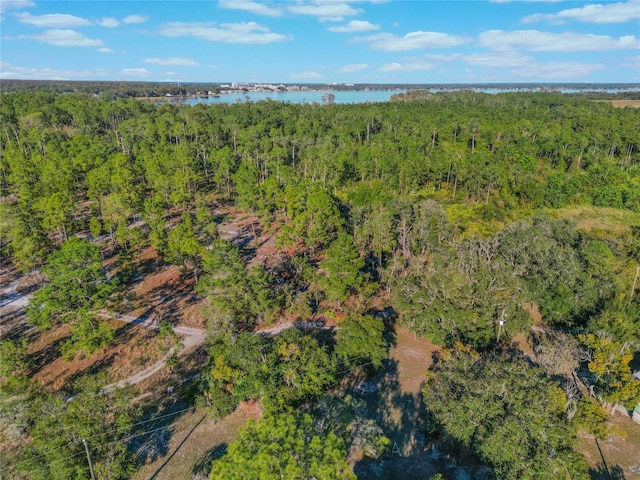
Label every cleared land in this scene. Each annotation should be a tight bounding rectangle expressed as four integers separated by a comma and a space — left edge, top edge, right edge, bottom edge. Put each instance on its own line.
551, 205, 640, 232
576, 414, 640, 479
593, 99, 640, 108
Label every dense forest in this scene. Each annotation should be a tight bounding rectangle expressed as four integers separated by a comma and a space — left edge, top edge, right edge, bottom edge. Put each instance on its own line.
0, 88, 639, 479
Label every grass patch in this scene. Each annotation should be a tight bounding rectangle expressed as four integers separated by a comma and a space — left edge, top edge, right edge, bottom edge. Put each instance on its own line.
549, 205, 640, 232
592, 100, 640, 108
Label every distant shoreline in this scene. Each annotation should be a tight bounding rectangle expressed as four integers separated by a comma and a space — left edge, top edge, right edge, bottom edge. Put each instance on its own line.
2, 80, 638, 101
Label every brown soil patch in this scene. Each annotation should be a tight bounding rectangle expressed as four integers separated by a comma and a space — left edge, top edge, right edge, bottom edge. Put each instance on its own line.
522, 302, 543, 324
132, 265, 183, 299
390, 326, 440, 396
576, 413, 640, 479
179, 301, 208, 329
511, 332, 535, 361
30, 320, 163, 392
128, 260, 202, 327
131, 402, 262, 480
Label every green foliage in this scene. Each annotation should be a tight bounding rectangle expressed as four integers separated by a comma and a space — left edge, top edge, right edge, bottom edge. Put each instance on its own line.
588, 297, 640, 344
334, 314, 388, 371
165, 212, 206, 279
210, 412, 355, 480
280, 183, 345, 251
198, 240, 281, 332
1, 91, 639, 480
27, 238, 110, 324
354, 204, 398, 265
423, 345, 590, 480
321, 233, 366, 303
316, 394, 390, 460
579, 333, 640, 407
60, 309, 115, 359
202, 328, 336, 416
573, 397, 610, 439
496, 218, 613, 327
15, 375, 141, 480
157, 319, 180, 352
265, 328, 335, 413
26, 238, 114, 355
394, 246, 525, 350
203, 332, 267, 416
6, 202, 50, 273
0, 338, 29, 387
89, 216, 103, 239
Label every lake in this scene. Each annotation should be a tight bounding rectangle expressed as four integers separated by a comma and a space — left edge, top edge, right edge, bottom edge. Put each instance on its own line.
174, 84, 640, 106
182, 89, 406, 105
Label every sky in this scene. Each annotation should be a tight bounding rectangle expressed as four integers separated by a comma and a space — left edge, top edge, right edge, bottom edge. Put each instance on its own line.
1, 0, 639, 84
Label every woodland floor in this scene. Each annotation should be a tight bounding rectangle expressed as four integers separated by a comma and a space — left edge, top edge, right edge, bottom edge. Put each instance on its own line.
3, 204, 640, 479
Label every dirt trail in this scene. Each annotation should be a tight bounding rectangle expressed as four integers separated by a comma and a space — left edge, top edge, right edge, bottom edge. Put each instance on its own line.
0, 277, 34, 313
98, 311, 206, 390
1, 278, 206, 391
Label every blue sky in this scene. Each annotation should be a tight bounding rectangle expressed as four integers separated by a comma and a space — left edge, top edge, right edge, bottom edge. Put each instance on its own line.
1, 0, 639, 83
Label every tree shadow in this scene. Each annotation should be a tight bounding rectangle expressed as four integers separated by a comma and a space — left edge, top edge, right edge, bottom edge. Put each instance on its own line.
1, 308, 35, 339
351, 356, 439, 479
377, 358, 426, 454
26, 334, 67, 376
131, 401, 195, 466
590, 463, 627, 480
148, 411, 208, 479
192, 443, 228, 479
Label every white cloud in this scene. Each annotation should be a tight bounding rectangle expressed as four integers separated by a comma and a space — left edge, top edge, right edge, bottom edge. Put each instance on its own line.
355, 31, 471, 51
98, 17, 120, 28
120, 68, 151, 77
464, 51, 532, 67
19, 29, 104, 47
15, 12, 92, 28
378, 60, 435, 72
287, 1, 362, 21
218, 0, 283, 17
457, 49, 606, 80
159, 21, 291, 44
97, 47, 114, 53
511, 61, 605, 79
0, 0, 35, 13
478, 29, 640, 51
619, 54, 640, 68
144, 57, 199, 66
327, 20, 379, 32
122, 14, 148, 24
0, 61, 108, 79
290, 70, 322, 78
422, 53, 463, 62
522, 1, 640, 24
339, 63, 368, 72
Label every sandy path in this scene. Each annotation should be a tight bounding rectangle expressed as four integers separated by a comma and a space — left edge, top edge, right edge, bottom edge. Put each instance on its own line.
0, 277, 34, 310
1, 278, 206, 391
99, 311, 206, 390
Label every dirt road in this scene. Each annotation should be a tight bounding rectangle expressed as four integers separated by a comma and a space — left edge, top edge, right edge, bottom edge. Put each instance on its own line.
98, 311, 206, 390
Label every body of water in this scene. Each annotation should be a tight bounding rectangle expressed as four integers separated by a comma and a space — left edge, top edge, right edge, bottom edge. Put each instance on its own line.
172, 84, 639, 106
182, 89, 405, 105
